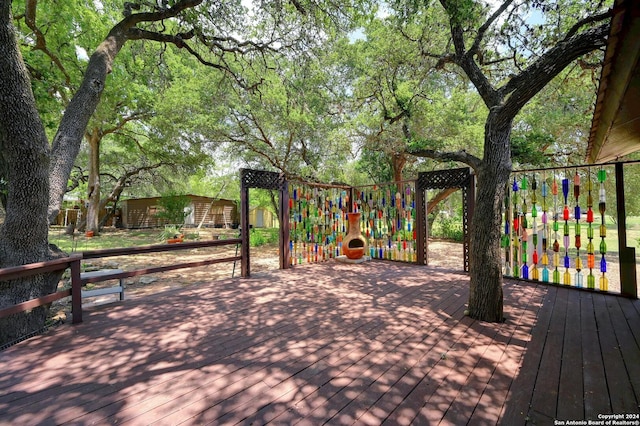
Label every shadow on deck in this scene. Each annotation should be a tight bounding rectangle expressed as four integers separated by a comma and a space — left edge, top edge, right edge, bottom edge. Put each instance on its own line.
0, 261, 638, 425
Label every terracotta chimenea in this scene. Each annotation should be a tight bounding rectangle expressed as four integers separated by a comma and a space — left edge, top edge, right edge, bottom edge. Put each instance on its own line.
342, 212, 368, 259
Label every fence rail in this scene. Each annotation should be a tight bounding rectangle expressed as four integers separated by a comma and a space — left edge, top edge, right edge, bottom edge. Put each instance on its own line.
0, 255, 82, 321
0, 238, 243, 325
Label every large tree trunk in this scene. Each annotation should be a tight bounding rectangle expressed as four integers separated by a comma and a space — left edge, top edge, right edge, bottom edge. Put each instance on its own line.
391, 152, 407, 183
45, 1, 205, 223
467, 114, 513, 322
0, 3, 63, 346
47, 35, 126, 223
85, 129, 101, 234
1, 1, 205, 346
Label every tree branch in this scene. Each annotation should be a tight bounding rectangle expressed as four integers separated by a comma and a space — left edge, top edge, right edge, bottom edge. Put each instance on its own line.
125, 28, 265, 91
499, 23, 609, 121
24, 0, 72, 88
120, 0, 203, 25
66, 166, 88, 192
468, 0, 517, 55
564, 9, 613, 40
408, 148, 482, 172
427, 187, 459, 215
102, 110, 152, 136
439, 0, 500, 107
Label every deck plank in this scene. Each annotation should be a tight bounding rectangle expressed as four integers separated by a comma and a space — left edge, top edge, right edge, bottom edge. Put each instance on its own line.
594, 293, 639, 413
616, 297, 640, 403
473, 281, 547, 424
281, 279, 469, 425
581, 291, 612, 418
500, 284, 556, 425
528, 283, 569, 423
0, 261, 639, 425
557, 286, 584, 420
607, 296, 640, 409
307, 283, 469, 425
441, 282, 536, 425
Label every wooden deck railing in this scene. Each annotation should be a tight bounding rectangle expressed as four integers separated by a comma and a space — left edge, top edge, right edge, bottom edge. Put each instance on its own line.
0, 255, 83, 323
0, 238, 242, 325
81, 238, 242, 279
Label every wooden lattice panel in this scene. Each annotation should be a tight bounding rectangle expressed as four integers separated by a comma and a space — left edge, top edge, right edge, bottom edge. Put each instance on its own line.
416, 168, 471, 190
417, 167, 474, 272
240, 169, 285, 190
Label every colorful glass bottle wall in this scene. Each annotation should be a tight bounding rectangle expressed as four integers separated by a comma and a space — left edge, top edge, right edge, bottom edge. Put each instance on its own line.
353, 182, 418, 263
288, 183, 350, 266
503, 168, 612, 291
287, 181, 419, 265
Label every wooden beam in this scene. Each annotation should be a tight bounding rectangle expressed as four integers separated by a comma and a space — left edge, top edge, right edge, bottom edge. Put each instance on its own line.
280, 179, 290, 269
615, 162, 637, 298
240, 183, 250, 278
82, 239, 241, 258
0, 254, 82, 281
0, 289, 71, 320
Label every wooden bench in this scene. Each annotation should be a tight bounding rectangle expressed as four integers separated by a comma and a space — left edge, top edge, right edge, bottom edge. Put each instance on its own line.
80, 269, 125, 301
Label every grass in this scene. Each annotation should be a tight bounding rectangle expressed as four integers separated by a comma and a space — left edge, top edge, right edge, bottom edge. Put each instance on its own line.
625, 216, 640, 228
48, 227, 278, 253
249, 228, 279, 246
602, 216, 640, 251
49, 228, 162, 253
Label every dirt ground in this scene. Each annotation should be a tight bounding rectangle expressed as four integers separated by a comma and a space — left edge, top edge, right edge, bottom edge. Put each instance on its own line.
52, 231, 630, 324
50, 237, 464, 323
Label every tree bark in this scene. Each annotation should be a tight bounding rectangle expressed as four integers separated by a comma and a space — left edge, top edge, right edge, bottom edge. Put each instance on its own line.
466, 112, 513, 322
0, 3, 63, 345
47, 34, 125, 223
391, 152, 407, 183
85, 129, 102, 234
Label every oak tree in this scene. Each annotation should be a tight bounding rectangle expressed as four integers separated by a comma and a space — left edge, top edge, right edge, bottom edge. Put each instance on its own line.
404, 0, 612, 321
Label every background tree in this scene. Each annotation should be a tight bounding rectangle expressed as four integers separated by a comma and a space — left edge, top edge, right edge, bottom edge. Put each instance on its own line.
154, 193, 191, 225
511, 66, 603, 167
346, 15, 485, 214
219, 49, 354, 183
0, 0, 362, 346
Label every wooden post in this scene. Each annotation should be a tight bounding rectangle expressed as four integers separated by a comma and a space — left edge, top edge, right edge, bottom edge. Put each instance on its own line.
280, 178, 290, 270
350, 186, 356, 213
615, 162, 637, 298
416, 180, 426, 265
240, 175, 250, 278
70, 256, 83, 324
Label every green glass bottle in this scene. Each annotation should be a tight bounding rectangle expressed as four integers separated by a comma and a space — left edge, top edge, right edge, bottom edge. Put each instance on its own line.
587, 273, 595, 289
599, 239, 607, 255
597, 169, 606, 183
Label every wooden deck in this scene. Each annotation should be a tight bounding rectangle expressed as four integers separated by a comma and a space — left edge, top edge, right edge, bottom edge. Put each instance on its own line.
0, 261, 639, 425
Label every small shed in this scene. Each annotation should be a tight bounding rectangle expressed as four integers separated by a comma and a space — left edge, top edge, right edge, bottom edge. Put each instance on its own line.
249, 207, 279, 228
53, 205, 116, 228
119, 195, 238, 229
